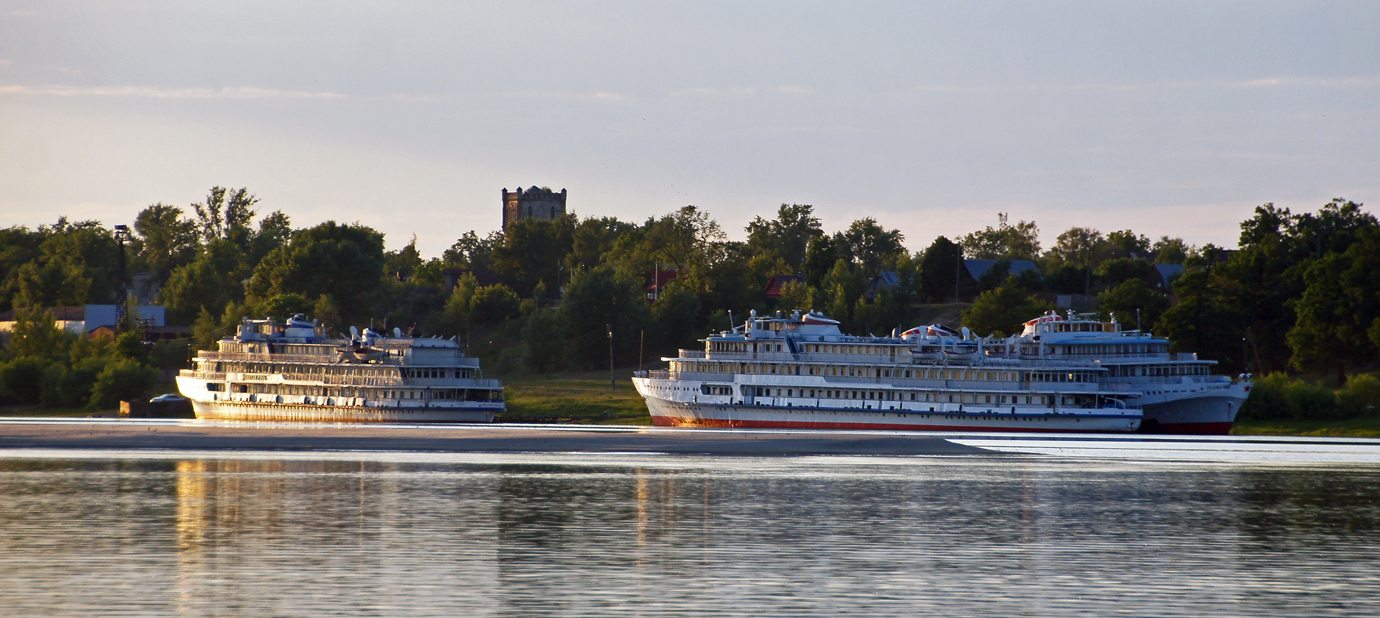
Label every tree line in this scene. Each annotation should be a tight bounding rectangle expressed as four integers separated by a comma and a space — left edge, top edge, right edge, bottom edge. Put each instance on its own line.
0, 187, 1375, 416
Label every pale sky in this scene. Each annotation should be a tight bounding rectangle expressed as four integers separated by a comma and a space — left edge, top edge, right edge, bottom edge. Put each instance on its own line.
2, 1, 1377, 256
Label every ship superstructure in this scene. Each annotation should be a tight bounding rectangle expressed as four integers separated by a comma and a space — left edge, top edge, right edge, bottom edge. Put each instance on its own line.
632, 311, 1142, 432
176, 315, 503, 422
1005, 311, 1251, 434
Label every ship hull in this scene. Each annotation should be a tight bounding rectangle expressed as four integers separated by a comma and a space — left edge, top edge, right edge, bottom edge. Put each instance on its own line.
635, 379, 1141, 433
177, 375, 498, 423
1135, 383, 1250, 435
189, 399, 496, 423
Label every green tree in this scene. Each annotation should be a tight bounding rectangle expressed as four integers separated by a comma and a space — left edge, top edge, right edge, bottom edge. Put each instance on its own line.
1152, 236, 1192, 264
650, 284, 702, 354
1104, 229, 1152, 259
443, 230, 503, 270
134, 203, 199, 281
1097, 278, 1170, 330
192, 186, 259, 245
960, 213, 1041, 261
559, 264, 651, 369
1154, 270, 1245, 372
746, 204, 824, 270
0, 357, 50, 404
1096, 257, 1153, 289
919, 236, 962, 303
6, 308, 71, 361
803, 235, 844, 288
776, 280, 815, 312
11, 259, 90, 309
246, 221, 387, 326
1286, 228, 1380, 380
248, 211, 293, 265
960, 277, 1055, 337
87, 359, 159, 410
839, 217, 905, 276
567, 216, 637, 273
468, 285, 522, 323
491, 217, 574, 297
385, 235, 424, 282
112, 330, 147, 364
522, 307, 567, 373
159, 238, 251, 325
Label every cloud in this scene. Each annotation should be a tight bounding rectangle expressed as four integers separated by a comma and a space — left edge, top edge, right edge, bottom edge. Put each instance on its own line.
0, 84, 346, 99
907, 76, 1380, 96
0, 58, 12, 67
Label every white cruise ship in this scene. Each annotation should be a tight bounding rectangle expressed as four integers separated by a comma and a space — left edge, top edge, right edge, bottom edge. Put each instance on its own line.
632, 311, 1143, 433
1002, 311, 1252, 434
176, 315, 503, 422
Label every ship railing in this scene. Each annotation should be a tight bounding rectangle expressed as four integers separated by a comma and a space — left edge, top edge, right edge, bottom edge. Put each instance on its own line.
641, 370, 671, 379
197, 350, 346, 364
678, 350, 707, 359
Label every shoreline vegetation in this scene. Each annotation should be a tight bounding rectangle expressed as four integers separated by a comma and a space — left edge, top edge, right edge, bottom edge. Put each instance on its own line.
3, 188, 1379, 436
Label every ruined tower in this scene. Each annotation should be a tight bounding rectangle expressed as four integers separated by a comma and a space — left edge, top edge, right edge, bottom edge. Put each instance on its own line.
501, 186, 568, 228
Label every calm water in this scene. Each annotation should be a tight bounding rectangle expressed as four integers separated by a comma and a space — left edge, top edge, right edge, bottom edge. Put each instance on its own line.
2, 452, 1379, 617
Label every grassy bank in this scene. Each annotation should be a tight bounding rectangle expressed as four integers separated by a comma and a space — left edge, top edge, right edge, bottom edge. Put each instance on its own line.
497, 369, 651, 425
1231, 418, 1380, 438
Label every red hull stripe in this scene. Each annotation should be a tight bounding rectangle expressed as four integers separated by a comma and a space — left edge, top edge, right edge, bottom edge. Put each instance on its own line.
651, 416, 1124, 433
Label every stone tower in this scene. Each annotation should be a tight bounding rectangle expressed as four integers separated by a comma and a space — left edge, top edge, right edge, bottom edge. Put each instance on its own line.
502, 186, 568, 228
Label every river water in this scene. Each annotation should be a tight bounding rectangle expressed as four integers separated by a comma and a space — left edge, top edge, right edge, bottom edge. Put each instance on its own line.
2, 451, 1379, 617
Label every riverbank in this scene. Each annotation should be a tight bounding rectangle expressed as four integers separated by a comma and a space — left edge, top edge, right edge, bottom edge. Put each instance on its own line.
0, 420, 990, 456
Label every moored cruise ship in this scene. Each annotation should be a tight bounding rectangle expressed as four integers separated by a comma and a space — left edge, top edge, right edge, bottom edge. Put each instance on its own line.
632, 311, 1142, 432
1003, 311, 1252, 434
177, 315, 503, 422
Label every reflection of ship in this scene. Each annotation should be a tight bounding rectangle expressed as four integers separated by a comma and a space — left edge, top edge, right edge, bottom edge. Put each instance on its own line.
176, 314, 503, 422
632, 310, 1142, 432
1001, 311, 1252, 435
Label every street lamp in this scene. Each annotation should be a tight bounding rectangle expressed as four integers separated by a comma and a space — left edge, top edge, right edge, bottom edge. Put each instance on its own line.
607, 324, 615, 392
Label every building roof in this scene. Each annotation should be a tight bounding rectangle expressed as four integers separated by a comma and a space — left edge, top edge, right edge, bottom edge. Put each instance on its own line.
0, 306, 86, 322
644, 270, 679, 291
1151, 263, 1185, 288
763, 274, 803, 299
962, 259, 1039, 281
864, 271, 901, 300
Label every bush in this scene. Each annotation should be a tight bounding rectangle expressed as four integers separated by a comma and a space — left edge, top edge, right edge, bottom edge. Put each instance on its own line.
1239, 373, 1289, 420
468, 284, 521, 323
87, 360, 159, 410
1239, 373, 1341, 421
0, 357, 51, 405
523, 308, 567, 373
39, 358, 110, 408
1338, 374, 1380, 418
1286, 381, 1340, 420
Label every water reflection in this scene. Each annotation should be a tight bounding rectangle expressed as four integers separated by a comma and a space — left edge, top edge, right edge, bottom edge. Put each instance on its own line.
0, 457, 1378, 616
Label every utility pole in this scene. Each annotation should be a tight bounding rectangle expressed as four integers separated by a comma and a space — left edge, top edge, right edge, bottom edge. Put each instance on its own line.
954, 241, 962, 304
113, 224, 130, 329
638, 329, 645, 373
607, 324, 615, 392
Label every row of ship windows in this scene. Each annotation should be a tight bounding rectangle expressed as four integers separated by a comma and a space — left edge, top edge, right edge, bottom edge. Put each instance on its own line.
707, 342, 900, 355
674, 361, 1100, 382
1047, 344, 1170, 355
202, 362, 476, 380
209, 383, 502, 401
739, 386, 1071, 406
1106, 364, 1209, 377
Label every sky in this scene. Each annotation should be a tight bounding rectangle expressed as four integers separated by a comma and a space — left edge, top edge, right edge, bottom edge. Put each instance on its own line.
1, 1, 1377, 257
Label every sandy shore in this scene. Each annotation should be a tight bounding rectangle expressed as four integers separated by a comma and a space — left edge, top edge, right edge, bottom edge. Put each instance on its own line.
0, 419, 995, 456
